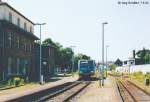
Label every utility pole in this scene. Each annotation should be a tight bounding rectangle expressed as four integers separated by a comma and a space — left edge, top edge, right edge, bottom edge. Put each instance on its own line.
106, 45, 109, 78
35, 23, 46, 84
101, 22, 108, 86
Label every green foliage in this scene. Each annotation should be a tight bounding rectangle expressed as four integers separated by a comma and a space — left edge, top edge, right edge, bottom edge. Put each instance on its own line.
59, 47, 74, 69
112, 72, 123, 76
74, 53, 91, 71
42, 38, 58, 48
136, 48, 150, 64
110, 64, 117, 71
75, 53, 91, 60
145, 73, 150, 79
42, 38, 91, 72
130, 71, 145, 83
8, 76, 25, 87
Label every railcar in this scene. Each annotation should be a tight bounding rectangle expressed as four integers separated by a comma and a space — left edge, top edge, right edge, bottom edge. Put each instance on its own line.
78, 60, 96, 78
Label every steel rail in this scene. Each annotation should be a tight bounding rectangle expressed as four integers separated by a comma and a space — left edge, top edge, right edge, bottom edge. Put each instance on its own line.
118, 80, 136, 102
37, 82, 81, 102
63, 82, 91, 102
117, 79, 150, 102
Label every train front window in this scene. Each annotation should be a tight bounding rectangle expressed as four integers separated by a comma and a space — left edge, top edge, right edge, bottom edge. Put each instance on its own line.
80, 63, 89, 70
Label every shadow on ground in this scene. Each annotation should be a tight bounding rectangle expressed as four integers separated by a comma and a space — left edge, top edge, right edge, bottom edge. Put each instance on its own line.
78, 77, 99, 81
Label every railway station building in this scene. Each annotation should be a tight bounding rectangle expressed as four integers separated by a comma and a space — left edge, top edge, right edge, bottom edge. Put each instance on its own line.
0, 2, 39, 81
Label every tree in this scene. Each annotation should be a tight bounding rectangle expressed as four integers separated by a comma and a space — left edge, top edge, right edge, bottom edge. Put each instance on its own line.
110, 64, 117, 71
42, 38, 63, 68
74, 53, 91, 71
136, 48, 150, 64
42, 38, 56, 47
59, 47, 74, 70
42, 38, 91, 72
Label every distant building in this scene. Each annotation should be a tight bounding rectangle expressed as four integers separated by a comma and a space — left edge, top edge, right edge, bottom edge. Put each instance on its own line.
123, 50, 145, 66
0, 2, 38, 81
34, 44, 55, 81
114, 59, 123, 66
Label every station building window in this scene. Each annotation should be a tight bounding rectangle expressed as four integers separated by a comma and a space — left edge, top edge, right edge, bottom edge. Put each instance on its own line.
29, 44, 32, 52
9, 12, 12, 23
17, 37, 20, 49
24, 43, 27, 52
0, 32, 3, 47
8, 57, 12, 75
17, 18, 20, 27
49, 48, 51, 56
24, 22, 27, 31
30, 26, 33, 33
8, 33, 12, 48
17, 58, 20, 74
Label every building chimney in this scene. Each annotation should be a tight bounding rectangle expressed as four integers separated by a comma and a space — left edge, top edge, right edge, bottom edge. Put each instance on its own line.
133, 50, 135, 59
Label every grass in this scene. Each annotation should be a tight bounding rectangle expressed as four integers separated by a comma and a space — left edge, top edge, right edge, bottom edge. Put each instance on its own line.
129, 72, 145, 83
113, 71, 150, 87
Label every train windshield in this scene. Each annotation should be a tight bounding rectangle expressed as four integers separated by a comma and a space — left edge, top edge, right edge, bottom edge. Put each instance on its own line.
80, 62, 89, 69
88, 61, 95, 69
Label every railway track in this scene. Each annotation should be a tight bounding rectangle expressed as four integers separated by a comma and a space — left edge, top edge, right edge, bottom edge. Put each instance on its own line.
117, 79, 150, 102
39, 81, 91, 102
7, 81, 91, 102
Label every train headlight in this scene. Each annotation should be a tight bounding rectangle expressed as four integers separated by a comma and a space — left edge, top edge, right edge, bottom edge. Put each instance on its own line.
91, 71, 94, 73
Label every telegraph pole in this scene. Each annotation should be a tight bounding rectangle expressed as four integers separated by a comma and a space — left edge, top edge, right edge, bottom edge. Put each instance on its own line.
106, 45, 109, 78
101, 22, 108, 86
35, 23, 46, 84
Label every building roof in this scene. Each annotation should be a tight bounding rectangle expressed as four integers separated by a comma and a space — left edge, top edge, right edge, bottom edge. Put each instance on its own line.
0, 2, 34, 25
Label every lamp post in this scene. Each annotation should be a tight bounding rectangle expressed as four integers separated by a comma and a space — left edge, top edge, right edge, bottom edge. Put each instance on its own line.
35, 23, 46, 84
70, 46, 76, 75
101, 22, 108, 86
106, 45, 109, 78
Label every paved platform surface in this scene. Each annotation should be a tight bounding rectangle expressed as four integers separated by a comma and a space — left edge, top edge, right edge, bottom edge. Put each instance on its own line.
0, 75, 78, 102
77, 77, 123, 102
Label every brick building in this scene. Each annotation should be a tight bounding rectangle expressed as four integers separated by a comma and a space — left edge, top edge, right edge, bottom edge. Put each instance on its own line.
0, 2, 38, 81
34, 44, 55, 81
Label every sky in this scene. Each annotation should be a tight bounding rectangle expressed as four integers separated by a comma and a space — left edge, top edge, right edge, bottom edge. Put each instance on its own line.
4, 0, 150, 62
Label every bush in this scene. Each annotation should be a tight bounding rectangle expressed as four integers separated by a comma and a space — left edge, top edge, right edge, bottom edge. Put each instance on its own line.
145, 73, 150, 79
13, 77, 20, 87
8, 75, 25, 87
130, 71, 145, 83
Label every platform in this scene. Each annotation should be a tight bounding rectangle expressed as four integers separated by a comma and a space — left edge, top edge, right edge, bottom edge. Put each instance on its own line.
77, 77, 123, 102
0, 75, 78, 102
